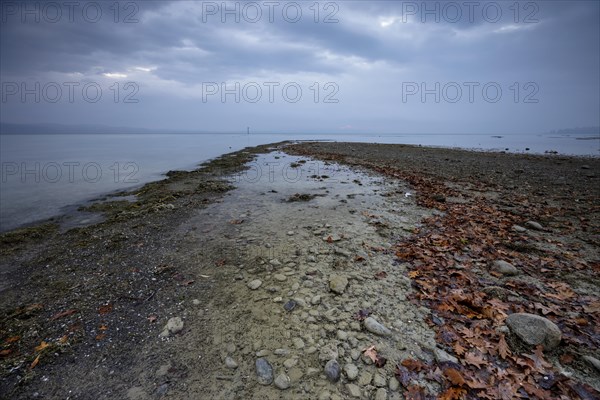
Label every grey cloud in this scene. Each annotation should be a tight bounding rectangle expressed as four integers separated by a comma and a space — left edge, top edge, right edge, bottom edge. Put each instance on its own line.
0, 0, 598, 133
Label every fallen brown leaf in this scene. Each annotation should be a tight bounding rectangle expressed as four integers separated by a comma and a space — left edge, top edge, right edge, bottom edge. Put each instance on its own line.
524, 345, 552, 371
35, 341, 50, 352
401, 358, 427, 372
98, 303, 113, 315
5, 336, 20, 344
50, 309, 78, 320
30, 354, 40, 369
439, 387, 467, 400
362, 345, 387, 367
363, 345, 378, 362
497, 334, 510, 359
406, 384, 427, 400
464, 351, 487, 368
0, 349, 12, 358
443, 368, 465, 386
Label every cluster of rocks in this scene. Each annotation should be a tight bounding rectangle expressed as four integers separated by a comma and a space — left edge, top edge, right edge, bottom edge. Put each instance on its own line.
232, 217, 441, 399
191, 155, 586, 398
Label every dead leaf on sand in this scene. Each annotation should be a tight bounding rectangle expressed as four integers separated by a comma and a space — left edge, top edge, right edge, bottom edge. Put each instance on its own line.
34, 341, 50, 352
50, 309, 78, 320
98, 303, 113, 315
363, 345, 387, 367
5, 336, 20, 344
30, 355, 40, 369
0, 349, 13, 358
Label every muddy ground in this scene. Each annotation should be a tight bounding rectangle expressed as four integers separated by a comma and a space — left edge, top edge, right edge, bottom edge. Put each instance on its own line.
1, 141, 599, 399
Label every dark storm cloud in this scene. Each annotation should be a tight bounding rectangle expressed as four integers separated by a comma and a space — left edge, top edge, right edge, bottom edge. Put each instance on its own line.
0, 0, 598, 133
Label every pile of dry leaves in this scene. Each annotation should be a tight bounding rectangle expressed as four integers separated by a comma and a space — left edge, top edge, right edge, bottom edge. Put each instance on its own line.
373, 166, 600, 399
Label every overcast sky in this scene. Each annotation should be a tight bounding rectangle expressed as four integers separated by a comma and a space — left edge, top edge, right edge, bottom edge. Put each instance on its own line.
1, 0, 598, 134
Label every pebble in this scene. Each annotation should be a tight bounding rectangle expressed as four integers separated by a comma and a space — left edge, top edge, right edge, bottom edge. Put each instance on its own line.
311, 295, 322, 305
358, 371, 372, 386
226, 343, 237, 354
482, 286, 517, 301
388, 377, 399, 391
156, 363, 171, 377
289, 367, 304, 382
525, 220, 544, 231
346, 384, 361, 398
433, 347, 459, 364
373, 372, 387, 387
248, 279, 263, 290
334, 247, 351, 257
375, 388, 388, 400
159, 317, 184, 337
343, 363, 359, 381
363, 317, 392, 336
292, 338, 305, 349
284, 300, 297, 312
274, 348, 290, 356
255, 358, 274, 385
349, 322, 361, 331
319, 390, 332, 400
287, 231, 295, 236
274, 274, 287, 282
491, 260, 519, 276
293, 298, 307, 308
283, 358, 298, 368
583, 356, 600, 372
274, 373, 291, 390
506, 313, 562, 350
192, 299, 201, 305
324, 359, 341, 382
329, 275, 348, 294
318, 343, 339, 364
225, 356, 238, 369
336, 330, 348, 341
512, 225, 527, 232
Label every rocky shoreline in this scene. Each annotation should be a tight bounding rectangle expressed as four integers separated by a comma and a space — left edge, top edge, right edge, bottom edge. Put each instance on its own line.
1, 141, 599, 399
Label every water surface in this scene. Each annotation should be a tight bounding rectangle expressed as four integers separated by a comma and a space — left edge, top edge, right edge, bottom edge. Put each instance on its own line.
1, 132, 598, 232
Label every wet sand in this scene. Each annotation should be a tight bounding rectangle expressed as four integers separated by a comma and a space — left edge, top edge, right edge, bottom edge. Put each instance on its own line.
1, 142, 598, 399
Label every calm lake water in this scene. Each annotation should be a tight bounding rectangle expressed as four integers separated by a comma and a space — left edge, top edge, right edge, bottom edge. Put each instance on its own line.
1, 132, 598, 232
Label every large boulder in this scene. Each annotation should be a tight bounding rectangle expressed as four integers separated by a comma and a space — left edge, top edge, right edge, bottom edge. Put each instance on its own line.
506, 313, 561, 350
